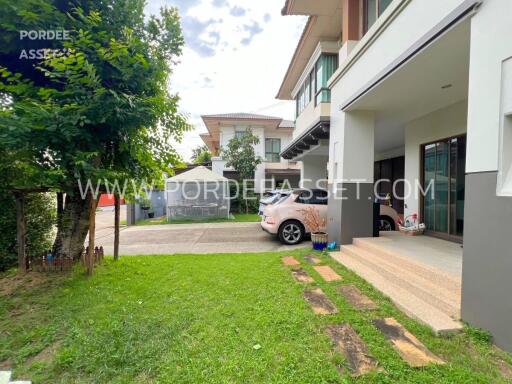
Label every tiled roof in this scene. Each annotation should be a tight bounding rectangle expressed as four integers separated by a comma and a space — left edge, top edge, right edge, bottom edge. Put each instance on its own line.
201, 113, 284, 121
279, 119, 295, 128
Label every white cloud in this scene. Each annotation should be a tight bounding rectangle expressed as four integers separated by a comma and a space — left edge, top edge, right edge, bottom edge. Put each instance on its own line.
145, 0, 306, 161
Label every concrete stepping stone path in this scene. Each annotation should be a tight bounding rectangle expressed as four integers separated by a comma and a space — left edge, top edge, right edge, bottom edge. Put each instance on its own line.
314, 266, 342, 282
373, 318, 445, 367
292, 269, 315, 283
282, 256, 301, 267
303, 288, 338, 315
337, 285, 377, 310
326, 324, 382, 377
0, 371, 31, 384
304, 255, 322, 264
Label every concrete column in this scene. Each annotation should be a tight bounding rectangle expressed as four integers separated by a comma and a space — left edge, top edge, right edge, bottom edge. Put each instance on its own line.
328, 111, 375, 245
300, 155, 328, 190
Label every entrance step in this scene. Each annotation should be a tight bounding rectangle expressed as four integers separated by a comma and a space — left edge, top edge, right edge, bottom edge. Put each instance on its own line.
342, 245, 460, 318
331, 249, 463, 334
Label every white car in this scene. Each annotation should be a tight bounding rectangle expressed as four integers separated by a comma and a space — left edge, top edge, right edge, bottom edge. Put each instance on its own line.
258, 190, 292, 216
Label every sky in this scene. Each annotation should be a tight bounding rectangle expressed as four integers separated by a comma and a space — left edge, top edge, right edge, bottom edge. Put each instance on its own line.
144, 0, 306, 161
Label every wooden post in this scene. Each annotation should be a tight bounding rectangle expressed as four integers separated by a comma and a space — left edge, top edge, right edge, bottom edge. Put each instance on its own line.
14, 191, 27, 274
114, 193, 120, 261
87, 194, 97, 275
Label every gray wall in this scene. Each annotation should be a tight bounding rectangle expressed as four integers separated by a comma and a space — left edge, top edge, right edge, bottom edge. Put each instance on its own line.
328, 182, 374, 245
127, 191, 166, 225
461, 172, 512, 352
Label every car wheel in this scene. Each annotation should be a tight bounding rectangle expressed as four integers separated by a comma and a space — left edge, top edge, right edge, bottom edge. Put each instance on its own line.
379, 216, 396, 231
278, 220, 305, 245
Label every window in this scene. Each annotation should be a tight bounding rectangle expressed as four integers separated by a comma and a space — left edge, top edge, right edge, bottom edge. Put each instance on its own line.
235, 130, 247, 139
315, 54, 338, 105
295, 55, 338, 117
364, 0, 393, 34
265, 138, 281, 162
296, 190, 328, 205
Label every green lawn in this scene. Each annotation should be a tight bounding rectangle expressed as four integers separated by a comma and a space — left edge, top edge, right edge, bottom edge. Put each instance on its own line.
134, 213, 261, 226
1, 250, 511, 383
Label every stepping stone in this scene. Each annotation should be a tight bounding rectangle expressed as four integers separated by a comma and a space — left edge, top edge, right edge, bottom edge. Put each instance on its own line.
1, 371, 12, 384
282, 256, 300, 267
291, 269, 315, 283
314, 266, 342, 282
304, 255, 322, 264
337, 285, 377, 310
373, 318, 445, 367
303, 288, 338, 315
326, 324, 382, 377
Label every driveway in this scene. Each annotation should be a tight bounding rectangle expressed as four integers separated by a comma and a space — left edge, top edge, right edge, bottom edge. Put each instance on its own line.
95, 213, 305, 255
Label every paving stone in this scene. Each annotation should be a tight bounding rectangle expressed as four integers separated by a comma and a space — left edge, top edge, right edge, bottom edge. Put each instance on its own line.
303, 288, 338, 315
373, 318, 445, 367
282, 256, 301, 267
291, 269, 315, 283
326, 324, 382, 377
337, 285, 377, 310
304, 255, 322, 264
314, 266, 342, 282
0, 371, 12, 384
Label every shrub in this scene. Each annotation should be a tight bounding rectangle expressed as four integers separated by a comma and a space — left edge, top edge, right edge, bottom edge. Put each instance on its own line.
0, 192, 56, 272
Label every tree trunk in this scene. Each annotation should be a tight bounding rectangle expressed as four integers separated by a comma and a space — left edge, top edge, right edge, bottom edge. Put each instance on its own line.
53, 191, 92, 260
14, 192, 27, 274
87, 194, 96, 275
53, 192, 65, 255
114, 193, 120, 261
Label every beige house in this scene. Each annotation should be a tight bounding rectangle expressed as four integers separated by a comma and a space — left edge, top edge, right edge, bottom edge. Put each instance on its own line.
200, 113, 301, 193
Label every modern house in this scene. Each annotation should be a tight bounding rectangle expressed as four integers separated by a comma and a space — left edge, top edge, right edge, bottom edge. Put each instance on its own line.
277, 0, 512, 351
200, 113, 301, 193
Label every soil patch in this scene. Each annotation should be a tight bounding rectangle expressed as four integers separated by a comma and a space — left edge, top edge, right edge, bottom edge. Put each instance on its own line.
26, 342, 61, 366
304, 288, 338, 315
304, 256, 321, 264
373, 318, 444, 367
337, 285, 377, 310
326, 324, 382, 377
292, 269, 315, 283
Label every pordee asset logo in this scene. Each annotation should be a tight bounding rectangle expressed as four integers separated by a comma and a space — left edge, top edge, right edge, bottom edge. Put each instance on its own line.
19, 30, 71, 60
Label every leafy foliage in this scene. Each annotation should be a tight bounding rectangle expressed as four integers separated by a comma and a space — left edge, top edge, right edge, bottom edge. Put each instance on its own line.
0, 191, 56, 272
191, 145, 212, 165
0, 0, 190, 194
221, 129, 262, 180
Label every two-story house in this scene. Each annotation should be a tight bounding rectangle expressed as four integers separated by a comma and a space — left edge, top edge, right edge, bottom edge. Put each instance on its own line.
277, 0, 512, 351
199, 113, 301, 193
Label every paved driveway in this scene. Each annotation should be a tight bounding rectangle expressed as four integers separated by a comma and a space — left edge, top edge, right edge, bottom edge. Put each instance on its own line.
95, 217, 305, 255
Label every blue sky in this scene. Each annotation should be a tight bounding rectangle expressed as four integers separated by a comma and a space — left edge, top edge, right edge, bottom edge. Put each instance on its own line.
145, 0, 306, 161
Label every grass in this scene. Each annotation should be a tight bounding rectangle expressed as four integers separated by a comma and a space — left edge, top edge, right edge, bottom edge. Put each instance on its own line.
1, 250, 511, 383
134, 213, 261, 226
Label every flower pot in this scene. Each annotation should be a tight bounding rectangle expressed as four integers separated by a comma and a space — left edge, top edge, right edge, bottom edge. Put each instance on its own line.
311, 232, 328, 251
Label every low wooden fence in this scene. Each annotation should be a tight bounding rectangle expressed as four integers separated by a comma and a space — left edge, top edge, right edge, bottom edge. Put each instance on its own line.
30, 246, 104, 273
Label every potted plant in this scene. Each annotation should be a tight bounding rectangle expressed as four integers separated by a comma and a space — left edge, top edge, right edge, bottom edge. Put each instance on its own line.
299, 207, 328, 250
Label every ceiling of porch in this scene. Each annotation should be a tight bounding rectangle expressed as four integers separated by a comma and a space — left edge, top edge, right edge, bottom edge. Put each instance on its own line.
347, 20, 471, 153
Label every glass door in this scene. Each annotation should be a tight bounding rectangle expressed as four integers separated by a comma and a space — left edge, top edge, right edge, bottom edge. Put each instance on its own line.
421, 135, 466, 241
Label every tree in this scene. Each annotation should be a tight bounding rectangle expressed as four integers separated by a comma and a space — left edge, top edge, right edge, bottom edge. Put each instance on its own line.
191, 145, 212, 165
0, 0, 190, 268
220, 129, 262, 213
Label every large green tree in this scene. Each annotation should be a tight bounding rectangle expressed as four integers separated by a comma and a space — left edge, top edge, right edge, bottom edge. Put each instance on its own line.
221, 129, 262, 213
0, 0, 189, 261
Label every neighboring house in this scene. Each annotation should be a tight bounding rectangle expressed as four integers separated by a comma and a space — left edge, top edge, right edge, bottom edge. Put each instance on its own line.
200, 113, 301, 193
277, 0, 512, 351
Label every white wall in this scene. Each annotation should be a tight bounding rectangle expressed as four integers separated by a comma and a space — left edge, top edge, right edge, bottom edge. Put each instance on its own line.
467, 0, 512, 174
301, 155, 328, 189
403, 101, 468, 218
294, 103, 331, 139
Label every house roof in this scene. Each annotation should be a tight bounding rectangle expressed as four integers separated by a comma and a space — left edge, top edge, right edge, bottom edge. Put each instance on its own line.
201, 113, 283, 121
167, 166, 228, 182
277, 0, 343, 100
200, 113, 295, 154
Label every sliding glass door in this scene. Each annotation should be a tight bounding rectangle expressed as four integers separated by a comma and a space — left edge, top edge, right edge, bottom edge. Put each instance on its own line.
422, 135, 466, 241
